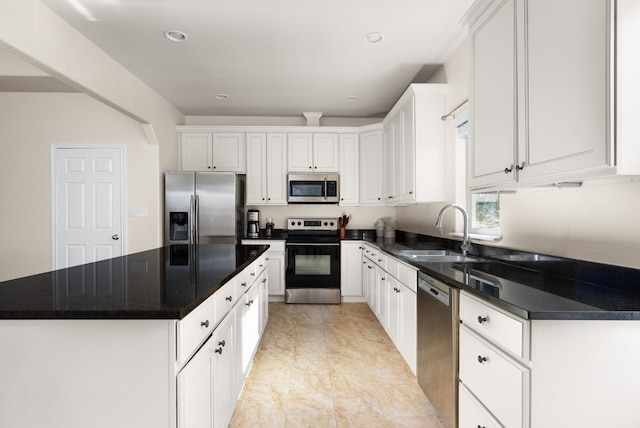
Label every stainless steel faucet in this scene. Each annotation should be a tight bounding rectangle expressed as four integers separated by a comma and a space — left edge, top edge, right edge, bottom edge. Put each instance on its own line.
436, 203, 472, 256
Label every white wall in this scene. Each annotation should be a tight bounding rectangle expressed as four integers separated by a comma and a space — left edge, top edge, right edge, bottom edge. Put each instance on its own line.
0, 0, 184, 281
0, 93, 163, 281
396, 41, 640, 269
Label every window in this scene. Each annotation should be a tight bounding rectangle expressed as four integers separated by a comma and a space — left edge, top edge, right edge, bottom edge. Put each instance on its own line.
453, 110, 501, 237
470, 193, 500, 235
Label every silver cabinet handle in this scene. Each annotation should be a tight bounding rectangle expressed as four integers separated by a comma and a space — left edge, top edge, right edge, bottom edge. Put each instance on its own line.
200, 320, 209, 328
112, 234, 120, 240
477, 355, 487, 363
225, 296, 232, 302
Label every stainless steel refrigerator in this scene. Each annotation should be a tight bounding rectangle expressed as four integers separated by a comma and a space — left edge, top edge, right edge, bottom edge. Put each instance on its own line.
164, 172, 245, 245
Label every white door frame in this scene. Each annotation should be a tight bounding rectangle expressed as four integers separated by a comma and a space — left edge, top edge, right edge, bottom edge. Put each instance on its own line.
51, 144, 126, 268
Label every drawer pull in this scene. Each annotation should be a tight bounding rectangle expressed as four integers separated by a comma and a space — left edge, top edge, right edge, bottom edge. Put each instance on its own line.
259, 264, 264, 268
477, 355, 488, 363
477, 425, 486, 428
215, 347, 223, 354
226, 296, 232, 302
200, 320, 209, 328
378, 259, 382, 262
241, 282, 247, 287
477, 316, 488, 324
262, 278, 267, 283
251, 272, 256, 276
218, 340, 226, 347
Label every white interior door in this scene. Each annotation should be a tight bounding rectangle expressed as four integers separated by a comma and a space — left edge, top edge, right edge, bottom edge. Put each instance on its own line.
54, 147, 124, 269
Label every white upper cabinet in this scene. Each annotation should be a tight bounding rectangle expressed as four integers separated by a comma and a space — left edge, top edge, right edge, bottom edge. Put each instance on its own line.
467, 0, 518, 189
339, 133, 359, 205
468, 0, 640, 191
246, 133, 287, 205
288, 133, 339, 172
359, 129, 384, 206
382, 84, 447, 205
180, 131, 245, 172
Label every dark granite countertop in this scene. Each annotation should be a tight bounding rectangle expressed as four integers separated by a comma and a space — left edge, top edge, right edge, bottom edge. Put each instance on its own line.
371, 233, 640, 321
0, 244, 269, 320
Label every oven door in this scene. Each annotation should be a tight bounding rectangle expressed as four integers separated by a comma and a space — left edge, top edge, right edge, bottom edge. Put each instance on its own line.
286, 242, 340, 289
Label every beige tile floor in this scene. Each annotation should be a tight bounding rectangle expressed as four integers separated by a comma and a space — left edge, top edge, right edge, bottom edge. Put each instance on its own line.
229, 302, 444, 428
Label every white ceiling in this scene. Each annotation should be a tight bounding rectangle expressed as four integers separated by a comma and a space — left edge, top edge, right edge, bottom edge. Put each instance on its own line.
34, 0, 474, 118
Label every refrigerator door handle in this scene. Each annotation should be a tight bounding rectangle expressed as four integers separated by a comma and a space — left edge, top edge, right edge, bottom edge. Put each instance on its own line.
189, 195, 195, 244
194, 194, 200, 245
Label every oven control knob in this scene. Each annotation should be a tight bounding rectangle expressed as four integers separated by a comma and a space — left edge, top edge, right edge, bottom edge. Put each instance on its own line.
290, 221, 295, 226
323, 221, 328, 226
330, 221, 334, 226
297, 221, 302, 226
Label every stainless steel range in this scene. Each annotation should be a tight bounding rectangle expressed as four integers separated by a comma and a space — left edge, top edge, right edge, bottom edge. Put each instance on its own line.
285, 218, 341, 304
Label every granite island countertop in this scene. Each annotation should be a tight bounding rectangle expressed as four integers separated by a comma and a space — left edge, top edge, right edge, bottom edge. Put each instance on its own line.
0, 243, 269, 320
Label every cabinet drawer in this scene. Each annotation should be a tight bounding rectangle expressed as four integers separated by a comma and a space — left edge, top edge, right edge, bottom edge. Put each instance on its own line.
369, 249, 386, 269
460, 326, 528, 428
214, 280, 236, 327
177, 296, 216, 365
397, 262, 417, 293
460, 292, 527, 358
459, 383, 502, 428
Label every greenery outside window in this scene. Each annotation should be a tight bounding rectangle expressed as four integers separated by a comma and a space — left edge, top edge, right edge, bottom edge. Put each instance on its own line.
470, 193, 500, 236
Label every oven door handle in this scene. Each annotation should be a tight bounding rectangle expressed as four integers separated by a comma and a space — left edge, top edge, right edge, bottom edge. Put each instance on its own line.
286, 242, 340, 247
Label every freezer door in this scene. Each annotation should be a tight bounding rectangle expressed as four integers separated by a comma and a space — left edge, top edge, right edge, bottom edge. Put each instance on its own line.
195, 172, 238, 239
165, 172, 195, 245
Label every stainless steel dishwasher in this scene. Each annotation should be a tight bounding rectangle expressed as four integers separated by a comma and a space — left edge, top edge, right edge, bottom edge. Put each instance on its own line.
417, 271, 459, 428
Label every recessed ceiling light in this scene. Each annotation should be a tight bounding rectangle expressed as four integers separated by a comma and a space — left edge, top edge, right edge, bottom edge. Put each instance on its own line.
213, 94, 229, 100
346, 96, 359, 102
163, 30, 188, 42
363, 32, 385, 44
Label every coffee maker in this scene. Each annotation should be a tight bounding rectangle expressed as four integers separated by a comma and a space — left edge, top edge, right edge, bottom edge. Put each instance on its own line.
247, 209, 260, 238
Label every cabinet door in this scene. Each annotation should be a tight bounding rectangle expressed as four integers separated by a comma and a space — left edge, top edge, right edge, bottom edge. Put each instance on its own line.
266, 252, 285, 296
212, 313, 235, 428
265, 133, 288, 204
212, 132, 245, 172
468, 0, 518, 189
386, 275, 400, 345
401, 99, 416, 202
339, 134, 359, 205
519, 0, 610, 181
245, 133, 267, 205
258, 270, 269, 333
359, 130, 383, 205
363, 258, 375, 310
340, 241, 363, 297
313, 133, 339, 172
287, 133, 314, 172
392, 115, 403, 202
398, 282, 416, 373
375, 266, 387, 326
177, 340, 213, 428
181, 132, 213, 171
383, 123, 395, 204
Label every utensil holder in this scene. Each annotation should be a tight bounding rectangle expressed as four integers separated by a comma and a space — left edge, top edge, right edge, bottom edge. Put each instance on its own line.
339, 227, 346, 239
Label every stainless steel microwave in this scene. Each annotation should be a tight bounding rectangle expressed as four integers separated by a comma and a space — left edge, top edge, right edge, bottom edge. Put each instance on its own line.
287, 173, 340, 203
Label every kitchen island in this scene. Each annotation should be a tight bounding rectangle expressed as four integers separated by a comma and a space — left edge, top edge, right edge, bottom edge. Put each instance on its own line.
0, 243, 269, 428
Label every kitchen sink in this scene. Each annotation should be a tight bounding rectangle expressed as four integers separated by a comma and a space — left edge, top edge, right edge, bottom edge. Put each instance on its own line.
394, 249, 482, 263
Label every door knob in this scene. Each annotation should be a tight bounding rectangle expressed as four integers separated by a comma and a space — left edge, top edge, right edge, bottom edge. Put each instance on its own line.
112, 234, 120, 240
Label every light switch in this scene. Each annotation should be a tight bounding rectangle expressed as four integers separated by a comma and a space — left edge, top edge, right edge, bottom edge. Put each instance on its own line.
130, 207, 148, 217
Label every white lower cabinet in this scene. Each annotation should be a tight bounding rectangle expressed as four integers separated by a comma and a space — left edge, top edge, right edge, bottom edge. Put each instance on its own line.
241, 240, 285, 298
459, 383, 502, 428
179, 257, 267, 428
362, 243, 417, 374
459, 291, 530, 428
341, 241, 364, 300
178, 309, 235, 428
